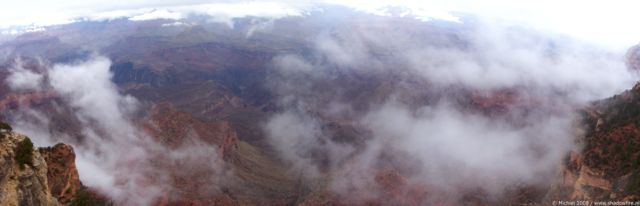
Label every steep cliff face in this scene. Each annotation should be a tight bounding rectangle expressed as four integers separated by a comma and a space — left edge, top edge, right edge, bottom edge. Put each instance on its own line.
0, 133, 60, 206
39, 143, 82, 204
546, 83, 640, 202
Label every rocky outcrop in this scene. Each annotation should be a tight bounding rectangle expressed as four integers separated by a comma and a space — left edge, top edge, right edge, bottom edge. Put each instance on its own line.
0, 133, 60, 206
546, 83, 640, 202
39, 143, 82, 204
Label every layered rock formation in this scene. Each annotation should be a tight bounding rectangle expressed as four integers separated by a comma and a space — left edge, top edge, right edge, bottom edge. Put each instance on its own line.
144, 102, 239, 158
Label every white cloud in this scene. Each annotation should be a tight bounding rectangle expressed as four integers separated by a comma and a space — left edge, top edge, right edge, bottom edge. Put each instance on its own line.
193, 1, 307, 26
5, 59, 44, 91
129, 9, 183, 21
4, 56, 228, 205
263, 13, 637, 202
326, 0, 640, 50
47, 56, 160, 205
0, 1, 310, 29
1, 1, 638, 49
161, 21, 191, 27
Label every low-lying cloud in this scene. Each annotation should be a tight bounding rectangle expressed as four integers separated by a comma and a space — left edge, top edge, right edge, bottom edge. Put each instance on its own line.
6, 58, 45, 91
4, 56, 228, 205
264, 16, 636, 203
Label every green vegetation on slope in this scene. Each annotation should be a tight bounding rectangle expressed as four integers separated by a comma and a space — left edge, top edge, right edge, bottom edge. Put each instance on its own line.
0, 121, 11, 140
14, 137, 34, 169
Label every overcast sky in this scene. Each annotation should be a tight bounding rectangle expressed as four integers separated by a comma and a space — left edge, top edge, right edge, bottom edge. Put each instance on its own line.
0, 0, 639, 50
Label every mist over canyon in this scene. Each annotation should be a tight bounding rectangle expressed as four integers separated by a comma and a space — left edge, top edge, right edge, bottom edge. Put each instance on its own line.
0, 1, 639, 205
